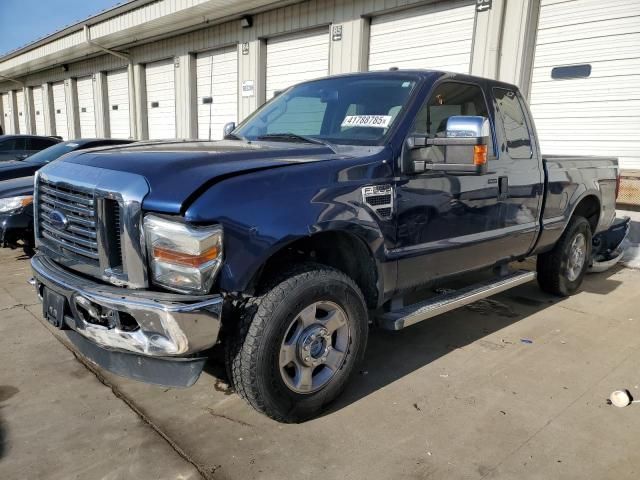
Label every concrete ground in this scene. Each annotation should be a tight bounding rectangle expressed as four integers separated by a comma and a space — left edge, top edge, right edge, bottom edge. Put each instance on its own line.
1, 212, 640, 480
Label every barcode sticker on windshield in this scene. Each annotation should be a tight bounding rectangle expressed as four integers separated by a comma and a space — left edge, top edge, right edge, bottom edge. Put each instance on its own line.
341, 115, 392, 128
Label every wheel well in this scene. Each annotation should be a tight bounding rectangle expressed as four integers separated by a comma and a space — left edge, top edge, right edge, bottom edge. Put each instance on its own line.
572, 195, 600, 233
252, 231, 379, 308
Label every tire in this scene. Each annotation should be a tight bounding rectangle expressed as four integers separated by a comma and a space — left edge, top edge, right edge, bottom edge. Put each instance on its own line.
537, 216, 592, 296
225, 263, 368, 423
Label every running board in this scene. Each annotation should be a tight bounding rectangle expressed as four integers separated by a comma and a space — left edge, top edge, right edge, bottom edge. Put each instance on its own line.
378, 270, 536, 331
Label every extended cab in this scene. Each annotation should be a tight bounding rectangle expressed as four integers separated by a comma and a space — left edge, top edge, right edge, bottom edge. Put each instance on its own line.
31, 71, 619, 422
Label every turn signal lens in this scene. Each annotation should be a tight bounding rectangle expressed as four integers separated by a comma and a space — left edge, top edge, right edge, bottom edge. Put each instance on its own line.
473, 145, 488, 166
152, 245, 220, 268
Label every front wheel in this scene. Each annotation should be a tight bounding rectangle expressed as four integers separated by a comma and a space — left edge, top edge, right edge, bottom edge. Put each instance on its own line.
537, 216, 592, 296
225, 263, 368, 422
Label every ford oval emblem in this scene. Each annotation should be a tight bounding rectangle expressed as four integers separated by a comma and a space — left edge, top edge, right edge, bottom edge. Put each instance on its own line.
49, 210, 69, 230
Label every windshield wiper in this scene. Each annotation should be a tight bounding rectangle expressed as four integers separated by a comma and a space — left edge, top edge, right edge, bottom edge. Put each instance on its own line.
225, 132, 249, 142
257, 133, 337, 153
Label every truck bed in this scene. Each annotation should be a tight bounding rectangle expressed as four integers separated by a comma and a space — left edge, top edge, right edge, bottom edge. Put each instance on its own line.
536, 154, 618, 253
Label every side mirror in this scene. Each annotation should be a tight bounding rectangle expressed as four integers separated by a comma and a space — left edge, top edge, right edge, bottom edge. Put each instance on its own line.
408, 116, 490, 175
223, 122, 236, 138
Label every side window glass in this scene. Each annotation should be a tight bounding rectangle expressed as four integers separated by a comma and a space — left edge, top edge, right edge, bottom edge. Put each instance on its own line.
28, 138, 55, 150
14, 138, 26, 151
412, 82, 493, 155
493, 88, 532, 159
0, 138, 17, 150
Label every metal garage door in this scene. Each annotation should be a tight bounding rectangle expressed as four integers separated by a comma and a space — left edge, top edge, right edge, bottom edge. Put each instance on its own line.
529, 0, 640, 170
16, 90, 26, 133
145, 59, 176, 139
32, 86, 46, 135
266, 29, 329, 100
196, 46, 238, 140
107, 69, 130, 139
368, 0, 476, 72
77, 76, 96, 138
52, 81, 69, 140
0, 93, 10, 134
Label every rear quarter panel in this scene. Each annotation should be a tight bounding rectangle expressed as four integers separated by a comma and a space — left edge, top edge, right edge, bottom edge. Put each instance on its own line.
535, 155, 618, 253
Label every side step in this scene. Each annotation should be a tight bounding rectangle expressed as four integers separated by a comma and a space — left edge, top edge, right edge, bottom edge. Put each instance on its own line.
378, 270, 536, 331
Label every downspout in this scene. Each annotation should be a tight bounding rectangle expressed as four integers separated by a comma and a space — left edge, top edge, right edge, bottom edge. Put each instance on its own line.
0, 74, 30, 134
84, 25, 138, 138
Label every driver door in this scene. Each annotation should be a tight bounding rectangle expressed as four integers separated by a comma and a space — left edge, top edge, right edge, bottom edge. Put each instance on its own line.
394, 81, 503, 290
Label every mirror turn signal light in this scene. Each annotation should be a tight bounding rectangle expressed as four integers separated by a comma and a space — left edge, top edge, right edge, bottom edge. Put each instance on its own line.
152, 245, 220, 268
473, 145, 488, 166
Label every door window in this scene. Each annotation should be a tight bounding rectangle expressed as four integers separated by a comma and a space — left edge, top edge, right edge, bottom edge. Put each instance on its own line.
493, 88, 532, 159
28, 137, 58, 150
411, 82, 494, 158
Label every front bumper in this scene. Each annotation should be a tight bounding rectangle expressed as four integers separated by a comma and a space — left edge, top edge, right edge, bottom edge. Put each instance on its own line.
31, 254, 223, 387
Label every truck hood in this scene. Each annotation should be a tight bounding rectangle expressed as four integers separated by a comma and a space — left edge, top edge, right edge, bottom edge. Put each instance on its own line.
63, 140, 352, 213
0, 160, 40, 182
0, 160, 25, 170
0, 175, 34, 198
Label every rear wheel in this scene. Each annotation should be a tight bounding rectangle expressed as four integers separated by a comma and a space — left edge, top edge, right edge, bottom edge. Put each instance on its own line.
537, 216, 592, 296
225, 263, 368, 422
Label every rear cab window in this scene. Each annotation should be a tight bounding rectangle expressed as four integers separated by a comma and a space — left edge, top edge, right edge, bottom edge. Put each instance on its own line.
492, 88, 533, 159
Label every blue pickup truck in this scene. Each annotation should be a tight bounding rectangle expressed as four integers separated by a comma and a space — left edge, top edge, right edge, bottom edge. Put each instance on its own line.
31, 71, 619, 422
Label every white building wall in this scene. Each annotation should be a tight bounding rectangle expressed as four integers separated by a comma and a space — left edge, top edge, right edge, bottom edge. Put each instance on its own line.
15, 90, 26, 133
7, 91, 18, 135
1, 93, 12, 134
31, 86, 46, 135
41, 83, 55, 136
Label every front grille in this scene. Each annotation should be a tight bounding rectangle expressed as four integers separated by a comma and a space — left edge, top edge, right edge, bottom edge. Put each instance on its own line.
38, 180, 99, 264
35, 163, 149, 289
113, 204, 123, 265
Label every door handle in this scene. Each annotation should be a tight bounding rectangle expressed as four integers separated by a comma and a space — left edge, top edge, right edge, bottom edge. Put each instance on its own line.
498, 176, 509, 200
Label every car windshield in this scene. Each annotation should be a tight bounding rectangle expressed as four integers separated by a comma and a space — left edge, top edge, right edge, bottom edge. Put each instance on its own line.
24, 142, 81, 165
234, 75, 419, 146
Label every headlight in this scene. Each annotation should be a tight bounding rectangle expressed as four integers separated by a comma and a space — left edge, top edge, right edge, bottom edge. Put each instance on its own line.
0, 195, 33, 213
143, 215, 223, 294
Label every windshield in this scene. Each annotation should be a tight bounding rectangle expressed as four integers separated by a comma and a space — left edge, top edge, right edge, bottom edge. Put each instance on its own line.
234, 75, 419, 146
25, 142, 81, 165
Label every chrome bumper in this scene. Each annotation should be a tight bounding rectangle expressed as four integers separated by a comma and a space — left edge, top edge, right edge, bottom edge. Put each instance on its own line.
31, 254, 222, 358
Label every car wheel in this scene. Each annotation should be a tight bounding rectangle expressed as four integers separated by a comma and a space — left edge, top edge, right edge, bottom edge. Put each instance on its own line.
537, 215, 592, 296
225, 263, 368, 422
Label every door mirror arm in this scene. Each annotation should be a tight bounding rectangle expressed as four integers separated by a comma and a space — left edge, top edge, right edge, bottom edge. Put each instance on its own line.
406, 116, 490, 175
